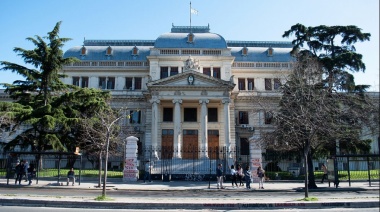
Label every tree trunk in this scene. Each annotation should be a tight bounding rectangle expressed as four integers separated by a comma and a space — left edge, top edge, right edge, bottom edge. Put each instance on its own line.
304, 151, 309, 198
307, 152, 318, 189
102, 132, 110, 197
97, 154, 102, 188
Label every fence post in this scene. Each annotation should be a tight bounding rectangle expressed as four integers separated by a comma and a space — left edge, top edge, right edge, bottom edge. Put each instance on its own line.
36, 154, 40, 185
79, 154, 82, 185
347, 156, 351, 187
208, 149, 212, 188
367, 156, 371, 187
57, 154, 61, 184
333, 156, 339, 188
149, 145, 152, 182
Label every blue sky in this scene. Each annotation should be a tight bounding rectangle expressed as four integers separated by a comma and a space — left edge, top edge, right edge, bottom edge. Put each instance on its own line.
1, 0, 379, 91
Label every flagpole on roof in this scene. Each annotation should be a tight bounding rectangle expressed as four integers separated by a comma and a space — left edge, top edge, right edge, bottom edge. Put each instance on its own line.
190, 1, 192, 33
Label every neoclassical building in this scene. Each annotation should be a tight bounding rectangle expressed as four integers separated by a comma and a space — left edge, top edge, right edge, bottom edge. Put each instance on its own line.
62, 24, 294, 164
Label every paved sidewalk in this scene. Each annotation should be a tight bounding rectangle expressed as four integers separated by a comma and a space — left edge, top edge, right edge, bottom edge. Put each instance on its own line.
0, 178, 379, 210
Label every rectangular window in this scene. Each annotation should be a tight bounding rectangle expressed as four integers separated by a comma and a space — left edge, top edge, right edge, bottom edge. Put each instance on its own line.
162, 129, 174, 135
247, 78, 254, 90
264, 111, 273, 125
73, 77, 80, 86
81, 77, 89, 88
238, 78, 246, 90
163, 108, 173, 122
184, 108, 197, 122
125, 77, 133, 90
239, 111, 249, 124
240, 138, 249, 155
135, 77, 142, 90
274, 78, 281, 90
265, 78, 272, 90
170, 67, 178, 76
107, 77, 115, 89
203, 68, 211, 76
137, 138, 142, 156
160, 67, 169, 79
208, 108, 218, 122
129, 110, 141, 124
183, 130, 198, 135
213, 67, 221, 79
99, 77, 107, 89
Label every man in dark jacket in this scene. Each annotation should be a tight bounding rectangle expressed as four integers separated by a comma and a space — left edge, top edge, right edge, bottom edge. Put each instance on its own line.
216, 163, 224, 189
14, 161, 24, 185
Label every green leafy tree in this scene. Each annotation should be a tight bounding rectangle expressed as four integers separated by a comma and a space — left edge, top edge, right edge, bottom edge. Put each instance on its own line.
0, 102, 32, 148
0, 22, 113, 154
1, 21, 77, 105
283, 24, 371, 92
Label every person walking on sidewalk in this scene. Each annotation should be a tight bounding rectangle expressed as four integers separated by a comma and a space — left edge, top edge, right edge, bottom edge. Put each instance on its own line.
321, 164, 328, 183
67, 168, 75, 186
144, 161, 153, 182
230, 165, 238, 188
244, 165, 251, 189
27, 164, 36, 185
216, 163, 224, 189
257, 166, 265, 189
14, 161, 24, 185
237, 164, 244, 187
23, 160, 29, 182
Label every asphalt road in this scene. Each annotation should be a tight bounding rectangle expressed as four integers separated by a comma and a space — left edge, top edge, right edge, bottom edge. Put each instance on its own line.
1, 206, 380, 212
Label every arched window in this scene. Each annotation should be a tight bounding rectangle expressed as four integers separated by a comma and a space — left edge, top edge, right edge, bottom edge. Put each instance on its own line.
132, 46, 139, 55
187, 33, 194, 43
80, 46, 87, 55
242, 47, 248, 56
267, 47, 273, 56
106, 46, 112, 55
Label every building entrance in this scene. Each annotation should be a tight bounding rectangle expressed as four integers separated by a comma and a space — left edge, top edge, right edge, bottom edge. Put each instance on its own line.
208, 130, 219, 159
183, 130, 198, 159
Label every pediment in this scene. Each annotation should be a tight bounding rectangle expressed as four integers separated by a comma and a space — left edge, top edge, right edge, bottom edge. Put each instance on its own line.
147, 71, 235, 90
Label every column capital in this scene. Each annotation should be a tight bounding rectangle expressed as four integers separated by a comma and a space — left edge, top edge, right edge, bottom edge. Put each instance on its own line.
172, 99, 183, 104
150, 98, 160, 104
222, 98, 230, 104
199, 99, 209, 104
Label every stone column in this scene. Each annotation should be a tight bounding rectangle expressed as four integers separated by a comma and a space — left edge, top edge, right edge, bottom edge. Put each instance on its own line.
173, 99, 182, 158
222, 98, 232, 157
199, 99, 209, 158
150, 97, 160, 160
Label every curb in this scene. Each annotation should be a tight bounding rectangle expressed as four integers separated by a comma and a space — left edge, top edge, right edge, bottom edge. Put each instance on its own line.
0, 198, 379, 210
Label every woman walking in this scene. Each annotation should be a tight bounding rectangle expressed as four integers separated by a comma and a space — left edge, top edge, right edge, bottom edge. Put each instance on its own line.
230, 165, 238, 188
257, 166, 265, 189
237, 164, 244, 187
244, 165, 251, 189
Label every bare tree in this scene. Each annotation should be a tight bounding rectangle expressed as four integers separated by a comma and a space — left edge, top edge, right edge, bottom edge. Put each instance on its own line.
78, 108, 125, 195
261, 55, 378, 198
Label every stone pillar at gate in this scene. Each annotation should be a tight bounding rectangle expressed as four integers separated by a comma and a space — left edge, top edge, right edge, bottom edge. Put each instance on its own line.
249, 135, 262, 183
123, 136, 139, 182
222, 98, 232, 158
150, 97, 160, 160
199, 99, 209, 158
173, 99, 182, 158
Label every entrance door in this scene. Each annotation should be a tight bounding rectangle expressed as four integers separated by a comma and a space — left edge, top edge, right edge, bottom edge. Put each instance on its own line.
161, 129, 173, 159
182, 130, 198, 159
208, 130, 219, 159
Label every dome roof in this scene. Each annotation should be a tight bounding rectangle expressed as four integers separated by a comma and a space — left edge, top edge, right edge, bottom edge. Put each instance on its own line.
154, 32, 227, 49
